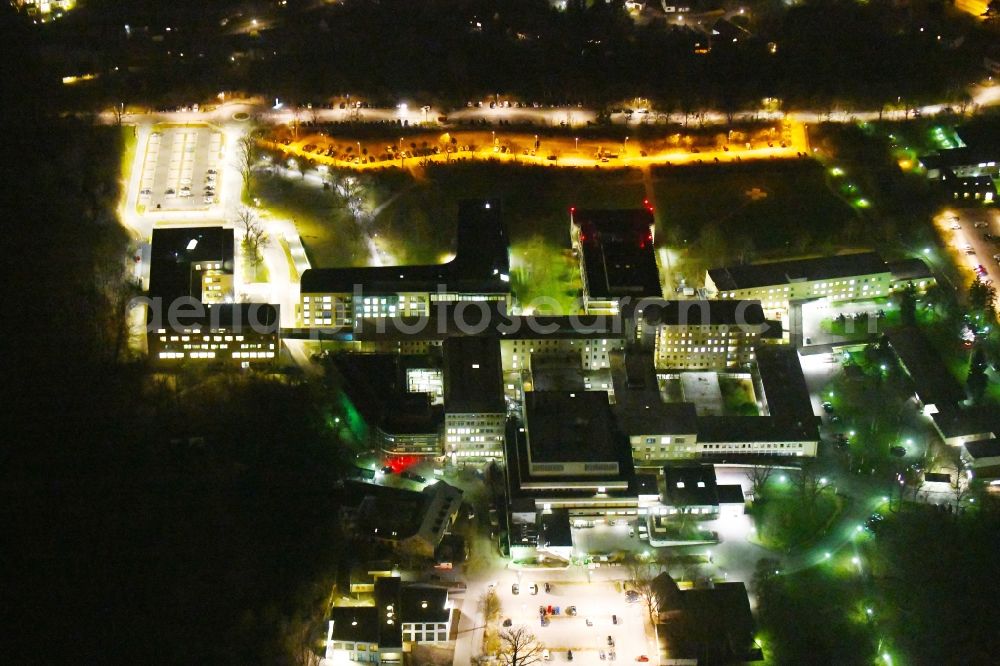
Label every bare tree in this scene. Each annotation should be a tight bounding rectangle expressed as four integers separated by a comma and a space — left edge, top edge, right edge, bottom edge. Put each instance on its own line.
626, 557, 670, 629
236, 207, 268, 270
479, 587, 501, 623
113, 101, 126, 126
237, 131, 260, 198
498, 626, 545, 666
795, 463, 832, 513
747, 466, 774, 499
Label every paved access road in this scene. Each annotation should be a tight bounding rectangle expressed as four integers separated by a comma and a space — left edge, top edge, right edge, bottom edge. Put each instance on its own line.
938, 208, 1000, 315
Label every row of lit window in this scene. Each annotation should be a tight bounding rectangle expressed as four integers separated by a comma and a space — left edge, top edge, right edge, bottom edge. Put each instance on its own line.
702, 442, 802, 449
156, 330, 246, 340
641, 436, 687, 445
232, 351, 275, 359
159, 351, 217, 359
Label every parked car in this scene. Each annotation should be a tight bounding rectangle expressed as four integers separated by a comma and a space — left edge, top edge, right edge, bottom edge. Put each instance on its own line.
512, 583, 519, 595
607, 636, 615, 646
380, 466, 394, 474
542, 648, 551, 661
566, 606, 577, 616
612, 614, 619, 624
502, 618, 512, 627
865, 513, 885, 533
529, 583, 538, 595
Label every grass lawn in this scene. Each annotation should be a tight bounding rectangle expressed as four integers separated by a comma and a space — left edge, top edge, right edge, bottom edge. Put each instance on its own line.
751, 487, 844, 552
718, 374, 758, 416
755, 565, 875, 665
510, 238, 581, 314
651, 160, 858, 266
257, 159, 863, 307
254, 172, 370, 267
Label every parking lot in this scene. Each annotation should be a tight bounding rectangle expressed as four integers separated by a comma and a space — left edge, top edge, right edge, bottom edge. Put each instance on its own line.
137, 124, 224, 212
940, 208, 1000, 313
496, 575, 654, 664
570, 521, 650, 556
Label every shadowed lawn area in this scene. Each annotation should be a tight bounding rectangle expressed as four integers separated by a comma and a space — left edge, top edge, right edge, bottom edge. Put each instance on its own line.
257, 160, 855, 308
652, 160, 858, 264
510, 237, 580, 314
254, 172, 370, 267
718, 375, 759, 416
755, 565, 875, 665
751, 485, 844, 552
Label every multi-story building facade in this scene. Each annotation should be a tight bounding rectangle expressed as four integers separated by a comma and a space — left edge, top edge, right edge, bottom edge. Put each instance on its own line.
150, 304, 278, 363
443, 337, 506, 464
299, 199, 511, 329
147, 227, 278, 364
705, 252, 892, 320
326, 577, 453, 665
501, 335, 624, 372
632, 300, 767, 371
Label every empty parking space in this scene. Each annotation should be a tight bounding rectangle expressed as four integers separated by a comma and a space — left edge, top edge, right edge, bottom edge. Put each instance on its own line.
138, 124, 224, 212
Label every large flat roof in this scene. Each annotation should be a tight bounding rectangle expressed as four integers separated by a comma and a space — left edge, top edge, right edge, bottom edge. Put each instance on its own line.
611, 352, 699, 435
574, 209, 661, 300
149, 226, 234, 301
964, 438, 1000, 460
888, 257, 933, 283
919, 145, 1000, 171
697, 415, 817, 444
708, 252, 889, 291
156, 302, 278, 330
399, 585, 451, 624
636, 299, 766, 327
672, 583, 756, 663
755, 346, 815, 423
375, 576, 403, 648
524, 391, 619, 464
662, 464, 719, 507
350, 306, 626, 341
329, 607, 380, 643
885, 327, 967, 407
301, 199, 510, 294
443, 337, 504, 413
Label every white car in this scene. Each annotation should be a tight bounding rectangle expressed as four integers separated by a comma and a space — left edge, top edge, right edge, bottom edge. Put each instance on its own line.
542, 648, 550, 661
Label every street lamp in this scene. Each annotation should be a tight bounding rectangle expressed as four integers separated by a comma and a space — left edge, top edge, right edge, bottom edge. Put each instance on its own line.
624, 135, 629, 155
575, 137, 579, 151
